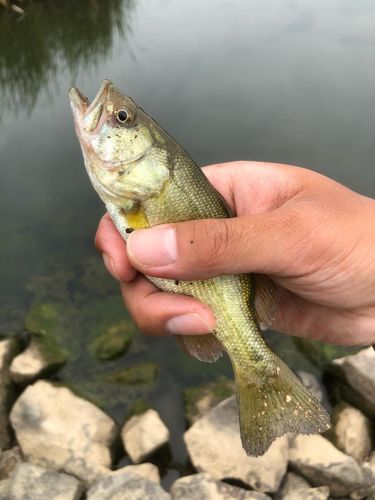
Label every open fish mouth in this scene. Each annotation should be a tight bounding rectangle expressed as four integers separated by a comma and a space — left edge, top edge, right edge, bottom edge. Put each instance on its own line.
69, 80, 113, 121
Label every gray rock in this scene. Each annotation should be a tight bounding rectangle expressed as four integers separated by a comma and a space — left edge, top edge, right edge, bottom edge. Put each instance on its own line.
350, 451, 375, 499
330, 403, 372, 462
171, 473, 272, 499
289, 434, 366, 496
331, 347, 375, 415
296, 371, 326, 403
10, 380, 117, 485
111, 463, 160, 483
0, 447, 23, 480
0, 462, 82, 500
0, 337, 19, 448
278, 471, 311, 497
10, 342, 57, 384
283, 486, 329, 500
121, 409, 170, 463
87, 469, 170, 499
184, 396, 289, 493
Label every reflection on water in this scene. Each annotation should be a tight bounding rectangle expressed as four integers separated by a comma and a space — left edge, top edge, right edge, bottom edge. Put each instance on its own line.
0, 0, 135, 113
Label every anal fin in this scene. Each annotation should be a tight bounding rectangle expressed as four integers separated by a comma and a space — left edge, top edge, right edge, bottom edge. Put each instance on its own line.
254, 274, 280, 330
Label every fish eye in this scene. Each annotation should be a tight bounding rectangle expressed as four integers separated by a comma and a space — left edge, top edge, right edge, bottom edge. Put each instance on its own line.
116, 109, 131, 124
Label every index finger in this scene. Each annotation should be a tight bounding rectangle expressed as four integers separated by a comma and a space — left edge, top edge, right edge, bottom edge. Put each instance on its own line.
95, 213, 137, 282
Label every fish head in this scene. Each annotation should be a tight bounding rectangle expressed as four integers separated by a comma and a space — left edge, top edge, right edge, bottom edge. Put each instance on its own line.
69, 80, 169, 206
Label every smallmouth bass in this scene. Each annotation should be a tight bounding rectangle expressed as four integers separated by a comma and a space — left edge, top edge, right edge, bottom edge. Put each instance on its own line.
69, 80, 330, 456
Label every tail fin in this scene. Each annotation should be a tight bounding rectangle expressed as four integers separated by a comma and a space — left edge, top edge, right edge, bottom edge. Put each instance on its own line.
235, 358, 330, 456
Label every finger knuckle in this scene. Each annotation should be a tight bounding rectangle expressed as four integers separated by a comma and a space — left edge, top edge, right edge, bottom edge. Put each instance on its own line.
195, 220, 232, 270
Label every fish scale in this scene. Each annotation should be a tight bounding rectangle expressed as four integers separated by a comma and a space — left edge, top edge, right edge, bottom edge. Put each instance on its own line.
69, 79, 331, 456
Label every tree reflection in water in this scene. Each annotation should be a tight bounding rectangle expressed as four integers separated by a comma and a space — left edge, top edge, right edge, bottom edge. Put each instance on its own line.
0, 0, 135, 113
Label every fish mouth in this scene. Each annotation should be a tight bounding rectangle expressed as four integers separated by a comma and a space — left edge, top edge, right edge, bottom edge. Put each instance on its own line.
69, 80, 113, 121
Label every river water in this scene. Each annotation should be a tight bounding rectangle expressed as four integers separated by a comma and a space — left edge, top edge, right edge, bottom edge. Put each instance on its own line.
1, 0, 374, 482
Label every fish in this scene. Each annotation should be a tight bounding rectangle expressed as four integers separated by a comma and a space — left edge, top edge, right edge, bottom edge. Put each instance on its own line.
69, 80, 330, 456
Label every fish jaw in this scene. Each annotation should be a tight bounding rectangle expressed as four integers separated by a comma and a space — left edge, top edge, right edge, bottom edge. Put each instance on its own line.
69, 80, 113, 139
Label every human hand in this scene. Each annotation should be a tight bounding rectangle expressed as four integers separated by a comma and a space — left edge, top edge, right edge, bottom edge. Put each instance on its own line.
95, 161, 375, 346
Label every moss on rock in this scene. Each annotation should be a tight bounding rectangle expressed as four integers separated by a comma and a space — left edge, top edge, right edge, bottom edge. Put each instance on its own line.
105, 362, 158, 386
293, 337, 362, 368
91, 320, 134, 360
24, 303, 67, 369
184, 377, 235, 424
124, 399, 152, 421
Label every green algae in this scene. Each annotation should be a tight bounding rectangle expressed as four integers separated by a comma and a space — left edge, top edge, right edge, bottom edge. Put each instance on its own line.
124, 399, 152, 421
105, 362, 159, 386
293, 337, 362, 369
91, 320, 134, 360
24, 303, 68, 369
183, 377, 235, 424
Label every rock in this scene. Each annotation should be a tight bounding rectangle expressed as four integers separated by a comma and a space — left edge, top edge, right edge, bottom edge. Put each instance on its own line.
8, 302, 68, 385
121, 409, 170, 463
279, 472, 329, 500
331, 347, 375, 415
350, 451, 375, 499
87, 469, 170, 499
0, 446, 23, 480
329, 403, 372, 462
23, 303, 67, 369
0, 337, 19, 448
183, 378, 235, 425
10, 380, 117, 484
91, 320, 134, 360
293, 337, 361, 368
184, 396, 289, 493
112, 463, 160, 483
0, 462, 82, 500
124, 399, 152, 421
171, 473, 272, 499
289, 434, 366, 496
279, 471, 310, 494
106, 362, 158, 385
296, 371, 326, 403
283, 486, 329, 500
10, 339, 65, 384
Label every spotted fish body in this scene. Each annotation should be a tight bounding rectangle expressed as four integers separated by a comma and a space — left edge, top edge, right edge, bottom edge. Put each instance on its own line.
69, 80, 330, 456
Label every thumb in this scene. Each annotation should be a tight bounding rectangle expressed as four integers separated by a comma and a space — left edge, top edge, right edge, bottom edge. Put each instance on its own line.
127, 209, 305, 280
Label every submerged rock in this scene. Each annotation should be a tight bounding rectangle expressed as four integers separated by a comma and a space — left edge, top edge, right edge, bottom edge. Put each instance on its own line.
0, 446, 23, 480
0, 462, 82, 500
121, 409, 170, 463
106, 362, 158, 385
293, 337, 360, 368
331, 347, 375, 416
171, 473, 272, 499
289, 434, 366, 496
10, 380, 117, 484
329, 403, 372, 462
87, 469, 170, 499
183, 378, 235, 425
184, 396, 289, 493
0, 336, 19, 448
91, 320, 134, 360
